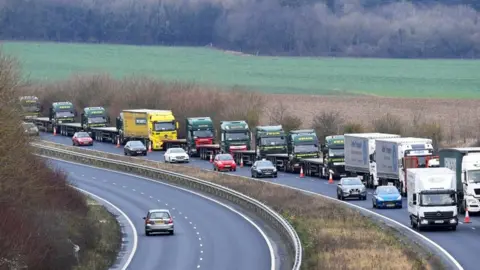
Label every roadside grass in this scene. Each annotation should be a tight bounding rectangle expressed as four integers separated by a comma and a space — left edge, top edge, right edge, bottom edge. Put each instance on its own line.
40, 140, 443, 269
5, 41, 480, 99
72, 198, 122, 270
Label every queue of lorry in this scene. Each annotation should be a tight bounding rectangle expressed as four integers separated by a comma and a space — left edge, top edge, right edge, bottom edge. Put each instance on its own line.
23, 96, 480, 231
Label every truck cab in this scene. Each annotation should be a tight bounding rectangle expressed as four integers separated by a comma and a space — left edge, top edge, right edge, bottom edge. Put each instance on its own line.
49, 102, 76, 124
19, 96, 41, 120
284, 129, 320, 172
255, 125, 287, 159
147, 110, 178, 150
439, 147, 480, 214
220, 121, 251, 153
322, 135, 347, 178
81, 107, 110, 130
407, 168, 458, 231
185, 117, 215, 156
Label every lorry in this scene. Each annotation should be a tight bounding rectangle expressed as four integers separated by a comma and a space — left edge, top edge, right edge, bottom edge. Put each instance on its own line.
439, 147, 480, 214
376, 137, 438, 196
219, 121, 252, 153
232, 125, 287, 167
266, 129, 321, 173
19, 96, 41, 120
32, 101, 77, 133
407, 167, 458, 231
321, 135, 348, 179
344, 133, 401, 188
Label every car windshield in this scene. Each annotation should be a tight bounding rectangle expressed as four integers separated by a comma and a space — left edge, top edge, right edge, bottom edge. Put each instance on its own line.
294, 145, 318, 153
218, 154, 233, 161
76, 133, 90, 138
150, 212, 170, 219
154, 122, 175, 131
170, 148, 185, 154
260, 137, 285, 145
226, 132, 249, 141
421, 193, 456, 206
342, 178, 362, 185
467, 170, 480, 183
328, 148, 344, 157
256, 161, 273, 167
129, 141, 144, 147
193, 130, 213, 138
22, 123, 36, 129
56, 111, 74, 118
377, 187, 399, 194
87, 116, 106, 123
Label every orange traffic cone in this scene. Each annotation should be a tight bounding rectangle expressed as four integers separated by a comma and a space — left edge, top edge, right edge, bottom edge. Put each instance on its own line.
53, 127, 57, 136
299, 167, 304, 178
209, 154, 213, 163
148, 141, 152, 152
464, 208, 471, 223
240, 157, 244, 168
328, 172, 334, 184
116, 137, 120, 148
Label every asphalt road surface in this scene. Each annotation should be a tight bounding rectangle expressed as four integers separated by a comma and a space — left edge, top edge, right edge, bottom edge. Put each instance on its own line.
41, 132, 479, 270
46, 158, 272, 270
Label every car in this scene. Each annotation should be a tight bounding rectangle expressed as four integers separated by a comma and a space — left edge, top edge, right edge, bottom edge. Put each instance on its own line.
143, 209, 174, 236
251, 159, 277, 178
337, 177, 367, 200
72, 131, 93, 146
22, 122, 39, 136
213, 153, 237, 172
124, 140, 147, 156
372, 185, 402, 209
164, 147, 189, 163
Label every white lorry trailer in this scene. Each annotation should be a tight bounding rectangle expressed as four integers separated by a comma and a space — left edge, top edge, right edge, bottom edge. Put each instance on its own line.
344, 133, 400, 188
376, 137, 438, 196
439, 147, 480, 214
407, 168, 458, 231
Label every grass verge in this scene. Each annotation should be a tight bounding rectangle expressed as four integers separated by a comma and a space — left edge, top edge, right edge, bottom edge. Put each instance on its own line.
73, 198, 122, 270
39, 140, 444, 269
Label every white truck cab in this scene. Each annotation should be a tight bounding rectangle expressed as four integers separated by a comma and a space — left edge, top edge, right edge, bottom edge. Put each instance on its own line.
407, 167, 458, 231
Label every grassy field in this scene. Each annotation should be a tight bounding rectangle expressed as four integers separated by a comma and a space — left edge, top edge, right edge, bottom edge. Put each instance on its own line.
3, 41, 480, 98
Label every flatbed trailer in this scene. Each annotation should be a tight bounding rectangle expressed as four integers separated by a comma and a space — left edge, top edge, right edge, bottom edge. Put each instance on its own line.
163, 139, 187, 150
232, 150, 257, 166
197, 144, 221, 160
32, 118, 84, 136
89, 126, 119, 143
265, 154, 325, 177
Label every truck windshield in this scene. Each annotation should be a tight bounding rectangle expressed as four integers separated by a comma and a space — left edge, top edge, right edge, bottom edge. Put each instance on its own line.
88, 116, 107, 124
22, 105, 40, 112
56, 111, 74, 118
226, 132, 249, 141
294, 145, 318, 153
467, 170, 480, 183
260, 137, 285, 145
328, 148, 344, 157
420, 193, 456, 206
193, 130, 213, 138
154, 122, 175, 131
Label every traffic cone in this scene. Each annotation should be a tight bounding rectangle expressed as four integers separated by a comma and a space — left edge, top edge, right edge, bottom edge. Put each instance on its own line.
464, 208, 471, 223
116, 137, 120, 148
328, 172, 334, 184
209, 154, 213, 163
53, 127, 56, 136
299, 167, 304, 178
148, 141, 152, 152
240, 157, 244, 168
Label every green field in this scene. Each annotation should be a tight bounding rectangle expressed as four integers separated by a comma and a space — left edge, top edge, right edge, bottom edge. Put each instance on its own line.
3, 41, 480, 98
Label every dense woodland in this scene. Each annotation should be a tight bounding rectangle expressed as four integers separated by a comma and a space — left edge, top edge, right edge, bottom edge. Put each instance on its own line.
1, 0, 480, 58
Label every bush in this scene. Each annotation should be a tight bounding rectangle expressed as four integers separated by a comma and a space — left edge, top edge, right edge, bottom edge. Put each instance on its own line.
343, 122, 366, 133
312, 111, 344, 143
372, 113, 404, 135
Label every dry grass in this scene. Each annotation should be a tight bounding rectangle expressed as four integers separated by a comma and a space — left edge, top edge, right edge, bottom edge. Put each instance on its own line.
40, 140, 442, 270
0, 51, 120, 269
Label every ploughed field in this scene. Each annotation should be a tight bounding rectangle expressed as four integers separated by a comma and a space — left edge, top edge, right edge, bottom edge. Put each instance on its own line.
4, 41, 480, 99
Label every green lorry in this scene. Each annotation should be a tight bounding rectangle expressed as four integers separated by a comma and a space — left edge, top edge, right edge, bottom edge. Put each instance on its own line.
321, 135, 348, 179
219, 121, 251, 153
19, 96, 41, 120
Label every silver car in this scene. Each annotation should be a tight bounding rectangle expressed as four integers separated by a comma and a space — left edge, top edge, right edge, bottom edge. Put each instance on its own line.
337, 177, 367, 200
143, 209, 174, 236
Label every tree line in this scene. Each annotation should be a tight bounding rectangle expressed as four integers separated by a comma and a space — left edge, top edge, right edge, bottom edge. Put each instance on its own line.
0, 0, 479, 58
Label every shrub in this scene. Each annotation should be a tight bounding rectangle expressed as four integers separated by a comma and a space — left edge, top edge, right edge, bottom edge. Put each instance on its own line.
312, 111, 344, 143
343, 122, 366, 133
372, 113, 404, 135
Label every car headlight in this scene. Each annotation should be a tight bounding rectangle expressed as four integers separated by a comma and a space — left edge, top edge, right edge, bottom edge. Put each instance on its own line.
257, 169, 262, 173
377, 197, 384, 201
466, 192, 475, 196
343, 188, 349, 192
421, 219, 429, 224
449, 218, 457, 224
467, 198, 477, 204
273, 168, 277, 172
396, 195, 402, 200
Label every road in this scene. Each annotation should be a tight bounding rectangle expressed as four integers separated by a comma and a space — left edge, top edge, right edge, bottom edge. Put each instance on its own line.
41, 132, 480, 270
46, 158, 272, 270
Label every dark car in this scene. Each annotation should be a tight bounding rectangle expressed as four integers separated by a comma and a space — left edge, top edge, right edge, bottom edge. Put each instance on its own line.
72, 131, 93, 146
337, 177, 367, 200
22, 122, 39, 136
251, 159, 277, 178
124, 140, 147, 156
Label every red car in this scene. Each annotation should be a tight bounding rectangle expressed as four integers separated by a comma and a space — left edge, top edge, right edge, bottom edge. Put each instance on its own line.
72, 131, 93, 146
213, 153, 237, 172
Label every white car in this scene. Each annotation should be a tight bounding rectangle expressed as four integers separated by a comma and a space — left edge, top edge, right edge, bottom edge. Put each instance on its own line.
164, 148, 190, 163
